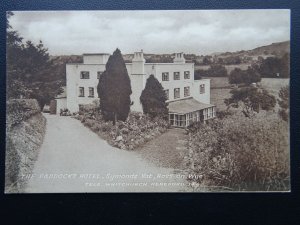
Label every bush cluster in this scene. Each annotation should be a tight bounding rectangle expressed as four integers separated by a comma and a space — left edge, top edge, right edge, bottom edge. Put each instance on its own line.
6, 99, 41, 130
59, 108, 71, 116
228, 67, 261, 85
186, 114, 289, 191
73, 104, 170, 150
194, 64, 228, 80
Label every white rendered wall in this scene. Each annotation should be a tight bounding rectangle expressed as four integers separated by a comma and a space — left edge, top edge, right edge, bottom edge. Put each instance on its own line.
56, 98, 67, 114
83, 54, 110, 64
66, 57, 212, 113
144, 63, 210, 104
192, 79, 211, 104
66, 64, 106, 112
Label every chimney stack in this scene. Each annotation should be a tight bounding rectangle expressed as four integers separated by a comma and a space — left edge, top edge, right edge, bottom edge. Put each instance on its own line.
173, 52, 186, 63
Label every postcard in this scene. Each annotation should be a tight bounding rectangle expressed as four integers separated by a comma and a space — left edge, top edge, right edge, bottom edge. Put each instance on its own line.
5, 10, 290, 193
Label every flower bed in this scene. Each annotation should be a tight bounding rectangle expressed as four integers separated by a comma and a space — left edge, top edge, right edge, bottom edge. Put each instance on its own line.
72, 105, 170, 150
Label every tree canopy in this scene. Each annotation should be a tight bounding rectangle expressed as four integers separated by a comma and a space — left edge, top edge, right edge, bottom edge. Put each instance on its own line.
225, 87, 276, 118
140, 74, 168, 118
228, 67, 261, 85
97, 48, 132, 124
194, 64, 227, 80
254, 55, 290, 78
6, 12, 63, 109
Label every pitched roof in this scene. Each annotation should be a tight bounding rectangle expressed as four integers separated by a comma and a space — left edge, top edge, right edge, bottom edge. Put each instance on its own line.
168, 97, 215, 114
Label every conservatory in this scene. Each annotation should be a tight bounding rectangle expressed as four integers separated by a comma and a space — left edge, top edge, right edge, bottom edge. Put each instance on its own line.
168, 98, 216, 128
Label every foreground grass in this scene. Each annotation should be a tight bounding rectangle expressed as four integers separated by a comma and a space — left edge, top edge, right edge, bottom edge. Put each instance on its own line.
136, 128, 188, 170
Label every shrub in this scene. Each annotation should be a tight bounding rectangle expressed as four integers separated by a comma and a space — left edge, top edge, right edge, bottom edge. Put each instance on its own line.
216, 110, 234, 119
187, 114, 289, 191
278, 85, 289, 122
6, 99, 40, 129
75, 110, 169, 151
5, 136, 21, 190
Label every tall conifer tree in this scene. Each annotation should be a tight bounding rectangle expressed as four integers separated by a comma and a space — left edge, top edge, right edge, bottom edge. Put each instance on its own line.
140, 74, 168, 118
97, 48, 132, 124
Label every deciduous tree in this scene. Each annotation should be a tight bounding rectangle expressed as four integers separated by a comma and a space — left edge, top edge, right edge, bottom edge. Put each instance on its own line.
228, 67, 261, 85
225, 87, 276, 118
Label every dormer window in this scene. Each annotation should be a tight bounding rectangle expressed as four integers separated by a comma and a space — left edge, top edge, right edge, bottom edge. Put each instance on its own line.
80, 71, 90, 79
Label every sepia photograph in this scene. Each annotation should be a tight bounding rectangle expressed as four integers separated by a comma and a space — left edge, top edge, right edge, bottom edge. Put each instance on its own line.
5, 9, 290, 193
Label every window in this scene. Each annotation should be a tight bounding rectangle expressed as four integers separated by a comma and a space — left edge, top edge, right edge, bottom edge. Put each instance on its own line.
164, 89, 169, 100
97, 71, 103, 79
79, 87, 84, 97
174, 114, 186, 127
80, 71, 90, 79
174, 72, 180, 80
200, 84, 205, 94
162, 72, 169, 81
89, 87, 94, 97
169, 114, 175, 126
184, 71, 190, 79
184, 87, 190, 97
174, 88, 180, 99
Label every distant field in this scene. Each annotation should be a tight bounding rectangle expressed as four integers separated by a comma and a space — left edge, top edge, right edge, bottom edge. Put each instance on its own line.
207, 77, 289, 111
260, 78, 290, 96
195, 63, 250, 74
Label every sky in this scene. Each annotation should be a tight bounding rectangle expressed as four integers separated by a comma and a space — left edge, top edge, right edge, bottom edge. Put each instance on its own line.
9, 10, 290, 56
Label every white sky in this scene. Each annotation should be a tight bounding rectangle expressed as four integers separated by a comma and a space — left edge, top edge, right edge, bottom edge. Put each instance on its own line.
10, 10, 290, 56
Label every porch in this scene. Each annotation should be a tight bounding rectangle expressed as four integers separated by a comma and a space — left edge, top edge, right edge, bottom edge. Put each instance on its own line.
168, 98, 216, 128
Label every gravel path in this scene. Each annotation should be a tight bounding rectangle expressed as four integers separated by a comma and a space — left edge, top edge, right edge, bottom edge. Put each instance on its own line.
25, 114, 186, 193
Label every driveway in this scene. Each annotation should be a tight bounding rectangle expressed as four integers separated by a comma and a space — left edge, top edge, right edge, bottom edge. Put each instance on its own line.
25, 114, 186, 193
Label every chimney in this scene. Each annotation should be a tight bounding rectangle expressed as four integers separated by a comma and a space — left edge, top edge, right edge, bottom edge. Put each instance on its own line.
132, 50, 145, 75
132, 50, 145, 62
173, 52, 185, 63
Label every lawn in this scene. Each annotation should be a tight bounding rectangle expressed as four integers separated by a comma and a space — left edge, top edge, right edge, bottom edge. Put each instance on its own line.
136, 128, 188, 170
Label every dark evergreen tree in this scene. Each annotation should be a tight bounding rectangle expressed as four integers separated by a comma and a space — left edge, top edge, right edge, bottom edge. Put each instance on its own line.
140, 74, 168, 118
6, 12, 63, 109
97, 48, 132, 124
